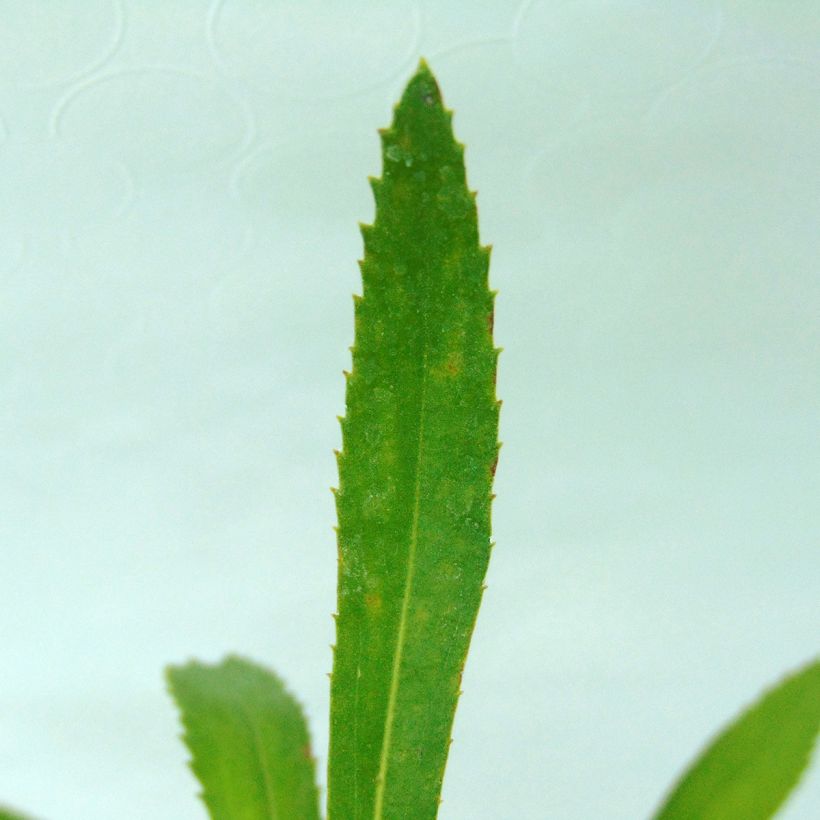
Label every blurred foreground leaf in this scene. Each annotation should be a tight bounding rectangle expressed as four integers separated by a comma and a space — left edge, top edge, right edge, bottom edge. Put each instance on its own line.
167, 656, 320, 820
0, 807, 33, 820
654, 658, 820, 819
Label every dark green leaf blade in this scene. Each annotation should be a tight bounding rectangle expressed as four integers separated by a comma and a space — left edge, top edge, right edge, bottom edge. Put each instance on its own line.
654, 658, 820, 820
167, 656, 320, 820
328, 61, 500, 819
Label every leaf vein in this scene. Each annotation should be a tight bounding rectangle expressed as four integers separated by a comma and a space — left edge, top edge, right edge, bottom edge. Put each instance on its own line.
239, 699, 280, 818
372, 346, 429, 819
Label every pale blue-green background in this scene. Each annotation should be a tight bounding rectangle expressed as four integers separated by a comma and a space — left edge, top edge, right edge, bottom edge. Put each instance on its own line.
1, 2, 818, 818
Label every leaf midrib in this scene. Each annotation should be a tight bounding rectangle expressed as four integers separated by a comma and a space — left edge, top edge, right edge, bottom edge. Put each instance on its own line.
371, 338, 430, 820
238, 699, 280, 819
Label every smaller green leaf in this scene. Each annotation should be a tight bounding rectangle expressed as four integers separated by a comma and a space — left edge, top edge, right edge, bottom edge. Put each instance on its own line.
654, 658, 820, 820
0, 807, 34, 820
167, 655, 320, 820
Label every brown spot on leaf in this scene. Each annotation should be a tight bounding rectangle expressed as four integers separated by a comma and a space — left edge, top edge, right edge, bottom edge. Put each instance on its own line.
440, 350, 463, 378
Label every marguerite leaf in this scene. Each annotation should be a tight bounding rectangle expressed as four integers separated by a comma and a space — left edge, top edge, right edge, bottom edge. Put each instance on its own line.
654, 658, 820, 819
327, 60, 500, 819
167, 656, 320, 820
0, 807, 34, 820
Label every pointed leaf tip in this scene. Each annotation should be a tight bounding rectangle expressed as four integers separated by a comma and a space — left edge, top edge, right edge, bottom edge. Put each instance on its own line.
408, 57, 436, 91
398, 59, 443, 114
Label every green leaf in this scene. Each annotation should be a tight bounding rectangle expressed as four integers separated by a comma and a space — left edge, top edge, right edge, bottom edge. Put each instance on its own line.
166, 656, 321, 820
654, 658, 820, 820
328, 60, 500, 819
0, 807, 34, 820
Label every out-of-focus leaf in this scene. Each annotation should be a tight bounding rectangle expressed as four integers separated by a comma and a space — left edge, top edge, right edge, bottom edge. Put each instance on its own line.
654, 658, 820, 819
0, 807, 34, 820
167, 655, 320, 820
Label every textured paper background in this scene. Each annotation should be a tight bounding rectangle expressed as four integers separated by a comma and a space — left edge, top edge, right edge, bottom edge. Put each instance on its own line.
1, 2, 818, 818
